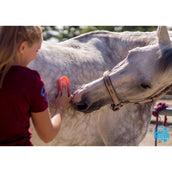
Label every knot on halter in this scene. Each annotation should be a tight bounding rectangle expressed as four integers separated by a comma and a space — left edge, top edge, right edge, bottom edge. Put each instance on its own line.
152, 102, 168, 117
152, 102, 168, 146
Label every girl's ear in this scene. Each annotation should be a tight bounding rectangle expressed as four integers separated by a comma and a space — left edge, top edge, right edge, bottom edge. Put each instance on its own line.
18, 41, 28, 54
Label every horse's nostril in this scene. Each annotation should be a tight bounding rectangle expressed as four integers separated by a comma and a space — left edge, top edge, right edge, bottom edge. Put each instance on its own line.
76, 103, 88, 111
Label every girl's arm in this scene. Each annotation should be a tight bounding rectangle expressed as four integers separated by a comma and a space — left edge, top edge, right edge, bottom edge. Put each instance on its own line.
31, 86, 72, 143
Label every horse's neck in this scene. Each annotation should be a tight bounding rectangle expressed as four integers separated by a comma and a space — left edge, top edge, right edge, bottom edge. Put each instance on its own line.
109, 31, 158, 60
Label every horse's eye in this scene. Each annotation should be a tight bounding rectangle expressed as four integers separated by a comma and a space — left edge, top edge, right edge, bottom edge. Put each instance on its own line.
140, 83, 151, 89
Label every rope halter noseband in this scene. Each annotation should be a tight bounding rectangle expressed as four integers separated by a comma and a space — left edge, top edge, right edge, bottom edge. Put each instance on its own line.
103, 71, 123, 111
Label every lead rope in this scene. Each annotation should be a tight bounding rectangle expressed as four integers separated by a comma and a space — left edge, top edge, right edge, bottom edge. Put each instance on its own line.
152, 102, 168, 146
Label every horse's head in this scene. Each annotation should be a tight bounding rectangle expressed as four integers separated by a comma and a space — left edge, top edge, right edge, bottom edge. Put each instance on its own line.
72, 26, 172, 113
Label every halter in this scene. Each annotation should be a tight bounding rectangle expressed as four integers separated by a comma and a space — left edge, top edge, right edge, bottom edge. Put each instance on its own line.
103, 71, 122, 111
103, 70, 172, 111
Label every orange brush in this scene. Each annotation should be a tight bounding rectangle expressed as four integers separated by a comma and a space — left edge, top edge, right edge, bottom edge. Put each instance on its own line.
58, 76, 70, 97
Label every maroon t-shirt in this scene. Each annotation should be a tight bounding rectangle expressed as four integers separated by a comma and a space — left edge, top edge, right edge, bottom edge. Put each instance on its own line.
0, 66, 48, 146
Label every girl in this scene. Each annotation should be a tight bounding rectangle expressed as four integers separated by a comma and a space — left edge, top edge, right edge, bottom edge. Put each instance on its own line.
0, 26, 71, 146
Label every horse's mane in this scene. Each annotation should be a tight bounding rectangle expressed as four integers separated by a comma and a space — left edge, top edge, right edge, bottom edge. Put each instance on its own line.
159, 47, 172, 72
73, 30, 110, 39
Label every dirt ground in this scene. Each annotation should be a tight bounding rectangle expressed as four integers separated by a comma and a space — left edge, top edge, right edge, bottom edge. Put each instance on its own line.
139, 99, 172, 146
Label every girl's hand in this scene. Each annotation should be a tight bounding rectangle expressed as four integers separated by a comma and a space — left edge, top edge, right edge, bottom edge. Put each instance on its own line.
55, 85, 72, 115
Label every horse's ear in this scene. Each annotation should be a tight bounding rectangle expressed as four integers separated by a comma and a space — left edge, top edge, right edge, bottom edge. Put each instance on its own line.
157, 26, 170, 45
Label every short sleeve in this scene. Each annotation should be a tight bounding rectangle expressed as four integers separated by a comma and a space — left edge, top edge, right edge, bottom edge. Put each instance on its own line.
30, 72, 48, 113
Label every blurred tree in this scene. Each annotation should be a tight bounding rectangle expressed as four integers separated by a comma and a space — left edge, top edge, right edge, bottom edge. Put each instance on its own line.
42, 26, 157, 42
121, 26, 157, 32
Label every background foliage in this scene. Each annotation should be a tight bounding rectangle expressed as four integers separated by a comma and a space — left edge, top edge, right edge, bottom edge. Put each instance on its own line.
42, 26, 158, 42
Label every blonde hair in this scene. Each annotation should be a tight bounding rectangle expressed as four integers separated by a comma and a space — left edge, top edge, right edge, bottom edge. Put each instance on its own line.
0, 26, 42, 88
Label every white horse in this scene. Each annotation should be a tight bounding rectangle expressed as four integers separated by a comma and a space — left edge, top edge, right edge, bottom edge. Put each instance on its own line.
29, 26, 171, 145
